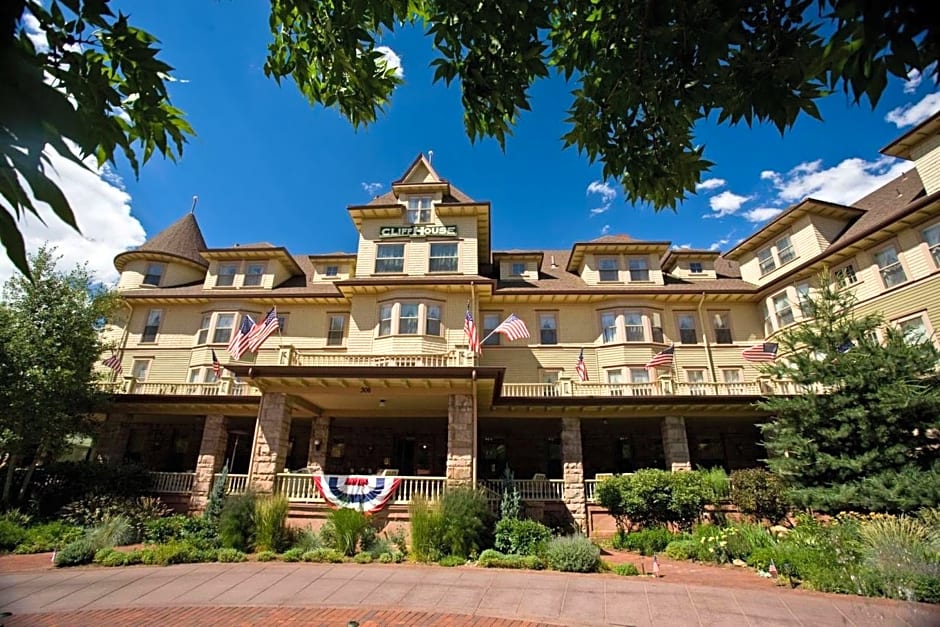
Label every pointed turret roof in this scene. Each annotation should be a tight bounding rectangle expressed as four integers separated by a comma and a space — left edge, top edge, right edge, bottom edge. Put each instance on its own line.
114, 213, 209, 272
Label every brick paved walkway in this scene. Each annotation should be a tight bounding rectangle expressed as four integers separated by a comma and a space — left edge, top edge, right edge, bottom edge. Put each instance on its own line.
1, 562, 937, 626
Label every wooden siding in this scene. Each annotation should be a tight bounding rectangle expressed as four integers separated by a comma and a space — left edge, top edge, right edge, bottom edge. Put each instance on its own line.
810, 214, 850, 250
581, 253, 665, 286
117, 260, 203, 290
668, 258, 717, 280
912, 133, 940, 195
355, 215, 479, 277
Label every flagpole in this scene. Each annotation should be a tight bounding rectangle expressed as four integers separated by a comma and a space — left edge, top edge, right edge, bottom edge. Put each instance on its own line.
470, 281, 478, 485
112, 300, 133, 383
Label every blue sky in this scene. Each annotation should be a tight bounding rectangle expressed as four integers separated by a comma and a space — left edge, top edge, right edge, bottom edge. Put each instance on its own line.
4, 2, 939, 283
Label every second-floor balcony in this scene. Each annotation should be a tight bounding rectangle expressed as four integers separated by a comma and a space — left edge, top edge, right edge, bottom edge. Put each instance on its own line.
500, 378, 818, 399
101, 376, 261, 397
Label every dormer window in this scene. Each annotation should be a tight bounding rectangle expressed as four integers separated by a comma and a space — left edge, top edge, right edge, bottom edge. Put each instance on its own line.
243, 263, 264, 287
325, 265, 339, 277
217, 263, 238, 287
407, 197, 432, 224
143, 262, 164, 286
689, 262, 703, 274
511, 262, 526, 276
628, 257, 649, 282
598, 257, 619, 282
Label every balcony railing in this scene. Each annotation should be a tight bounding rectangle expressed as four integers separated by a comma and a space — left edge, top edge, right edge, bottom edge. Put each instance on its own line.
150, 471, 195, 493
479, 479, 565, 501
103, 377, 261, 397
289, 351, 475, 368
225, 473, 250, 495
274, 473, 447, 504
498, 377, 818, 399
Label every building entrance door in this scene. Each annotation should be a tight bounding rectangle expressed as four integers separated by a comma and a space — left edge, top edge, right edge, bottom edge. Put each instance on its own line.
393, 436, 416, 476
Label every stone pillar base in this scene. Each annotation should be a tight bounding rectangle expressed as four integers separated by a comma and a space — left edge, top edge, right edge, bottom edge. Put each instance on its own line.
561, 417, 586, 532
446, 394, 474, 486
662, 416, 691, 471
249, 393, 292, 495
189, 414, 228, 512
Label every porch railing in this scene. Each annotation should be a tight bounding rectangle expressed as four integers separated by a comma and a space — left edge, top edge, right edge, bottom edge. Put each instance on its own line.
276, 473, 322, 502
502, 379, 777, 398
225, 473, 249, 495
393, 476, 447, 503
479, 479, 565, 501
104, 377, 262, 397
150, 471, 195, 493
290, 352, 474, 368
274, 474, 448, 504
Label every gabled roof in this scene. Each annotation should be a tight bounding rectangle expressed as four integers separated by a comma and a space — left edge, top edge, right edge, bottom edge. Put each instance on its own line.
566, 236, 672, 272
115, 213, 208, 271
660, 249, 721, 273
366, 154, 475, 205
881, 111, 940, 160
201, 246, 304, 277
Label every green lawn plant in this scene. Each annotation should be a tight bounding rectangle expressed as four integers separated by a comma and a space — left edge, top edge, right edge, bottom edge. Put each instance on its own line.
254, 494, 290, 553
494, 518, 552, 556
321, 507, 371, 556
219, 493, 256, 552
613, 526, 677, 556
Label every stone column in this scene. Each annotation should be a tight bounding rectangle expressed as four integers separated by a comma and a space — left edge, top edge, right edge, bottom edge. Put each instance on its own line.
189, 414, 228, 511
561, 417, 587, 532
446, 394, 474, 486
249, 393, 293, 494
306, 416, 330, 473
661, 416, 692, 471
93, 412, 130, 463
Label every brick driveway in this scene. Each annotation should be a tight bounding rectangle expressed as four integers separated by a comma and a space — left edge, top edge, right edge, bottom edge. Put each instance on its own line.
1, 562, 937, 626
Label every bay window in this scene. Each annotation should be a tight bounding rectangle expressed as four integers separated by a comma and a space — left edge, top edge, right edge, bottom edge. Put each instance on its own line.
624, 311, 645, 342
377, 301, 445, 337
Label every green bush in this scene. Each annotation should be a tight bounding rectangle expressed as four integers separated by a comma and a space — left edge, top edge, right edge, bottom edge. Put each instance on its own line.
217, 548, 248, 563
289, 526, 320, 552
31, 462, 152, 518
613, 527, 676, 556
204, 465, 228, 527
13, 521, 83, 554
302, 548, 345, 563
93, 547, 118, 564
143, 515, 218, 549
614, 563, 640, 576
664, 539, 696, 561
0, 520, 27, 551
219, 493, 256, 552
724, 523, 776, 561
698, 467, 731, 503
494, 518, 553, 556
745, 547, 777, 570
0, 509, 32, 527
281, 547, 304, 562
544, 535, 599, 573
440, 486, 491, 559
99, 549, 132, 567
409, 497, 447, 562
321, 508, 371, 556
596, 470, 709, 532
256, 550, 277, 562
385, 526, 408, 554
477, 549, 543, 570
438, 555, 465, 567
730, 469, 789, 524
378, 552, 394, 564
254, 495, 290, 553
138, 542, 215, 566
54, 538, 97, 567
354, 552, 373, 564
86, 515, 136, 548
59, 495, 169, 540
364, 537, 392, 558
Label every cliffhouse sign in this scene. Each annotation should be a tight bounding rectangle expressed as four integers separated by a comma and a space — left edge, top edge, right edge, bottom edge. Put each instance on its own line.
379, 225, 458, 238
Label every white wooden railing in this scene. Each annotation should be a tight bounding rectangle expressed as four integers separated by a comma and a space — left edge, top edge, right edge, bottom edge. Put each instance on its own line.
393, 476, 447, 503
571, 382, 661, 397
291, 352, 474, 368
225, 473, 249, 495
276, 473, 322, 502
479, 479, 565, 501
673, 381, 763, 396
150, 471, 195, 493
501, 379, 806, 398
501, 383, 561, 397
108, 378, 262, 397
274, 474, 448, 504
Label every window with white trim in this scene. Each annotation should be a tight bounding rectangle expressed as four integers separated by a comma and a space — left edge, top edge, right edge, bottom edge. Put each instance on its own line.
897, 313, 930, 344
143, 262, 164, 286
624, 311, 645, 342
375, 244, 405, 273
399, 303, 419, 334
721, 369, 742, 383
131, 359, 151, 381
511, 262, 526, 276
677, 313, 697, 344
773, 292, 794, 327
217, 263, 238, 287
196, 314, 212, 345
426, 304, 442, 336
483, 313, 501, 346
776, 235, 796, 264
429, 243, 458, 272
212, 313, 236, 344
628, 257, 650, 281
377, 301, 445, 338
142, 309, 162, 343
757, 247, 776, 275
407, 197, 432, 224
874, 246, 907, 287
189, 367, 218, 384
379, 304, 394, 336
711, 311, 732, 344
686, 369, 706, 383
650, 311, 664, 343
796, 283, 812, 317
539, 312, 558, 344
835, 264, 858, 286
923, 223, 940, 267
327, 314, 347, 346
606, 369, 624, 384
243, 263, 265, 287
601, 312, 618, 343
689, 261, 703, 274
630, 368, 650, 383
325, 265, 339, 277
598, 257, 619, 282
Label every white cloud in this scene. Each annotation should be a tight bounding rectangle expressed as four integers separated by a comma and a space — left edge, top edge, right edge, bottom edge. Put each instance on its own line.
21, 13, 48, 51
677, 243, 691, 249
600, 224, 611, 235
704, 190, 753, 218
586, 180, 617, 203
762, 156, 911, 205
695, 178, 726, 192
376, 46, 403, 79
742, 207, 785, 223
759, 170, 777, 180
361, 182, 383, 197
708, 236, 731, 252
884, 91, 940, 128
589, 206, 610, 216
0, 145, 146, 285
903, 63, 937, 94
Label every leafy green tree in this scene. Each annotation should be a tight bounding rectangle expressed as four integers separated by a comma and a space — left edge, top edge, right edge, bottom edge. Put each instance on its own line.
2, 0, 192, 277
0, 247, 118, 503
758, 274, 940, 513
4, 1, 938, 275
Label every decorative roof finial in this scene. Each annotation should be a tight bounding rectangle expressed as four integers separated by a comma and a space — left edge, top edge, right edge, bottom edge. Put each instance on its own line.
428, 150, 434, 163
190, 195, 199, 214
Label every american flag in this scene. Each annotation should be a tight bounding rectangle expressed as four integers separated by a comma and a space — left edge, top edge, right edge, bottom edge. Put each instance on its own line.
741, 342, 778, 363
228, 314, 255, 360
102, 352, 122, 373
575, 348, 589, 382
491, 313, 530, 342
464, 305, 481, 353
212, 349, 222, 378
645, 345, 675, 369
247, 307, 280, 352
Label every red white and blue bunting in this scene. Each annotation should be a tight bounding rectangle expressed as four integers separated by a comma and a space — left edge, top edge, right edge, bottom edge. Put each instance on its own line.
312, 475, 401, 514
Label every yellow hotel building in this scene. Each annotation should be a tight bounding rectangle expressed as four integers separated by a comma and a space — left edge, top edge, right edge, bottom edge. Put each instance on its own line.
95, 113, 940, 533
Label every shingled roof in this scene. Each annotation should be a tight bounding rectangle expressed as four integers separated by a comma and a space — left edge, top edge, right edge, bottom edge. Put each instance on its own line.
114, 213, 208, 271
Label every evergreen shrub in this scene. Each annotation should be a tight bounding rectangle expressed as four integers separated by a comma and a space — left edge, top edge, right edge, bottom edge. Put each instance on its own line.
729, 469, 789, 523
544, 535, 599, 573
494, 518, 552, 556
219, 493, 256, 552
614, 563, 640, 576
613, 527, 676, 556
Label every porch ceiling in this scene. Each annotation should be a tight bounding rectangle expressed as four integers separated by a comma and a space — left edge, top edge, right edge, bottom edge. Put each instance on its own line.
109, 396, 261, 416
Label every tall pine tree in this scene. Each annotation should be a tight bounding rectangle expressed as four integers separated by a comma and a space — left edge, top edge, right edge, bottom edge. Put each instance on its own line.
758, 273, 940, 513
